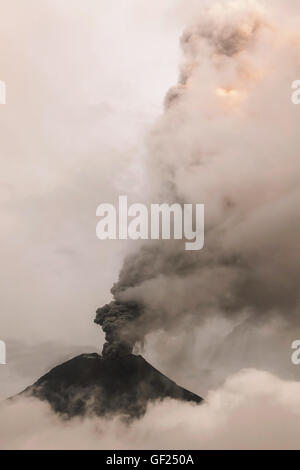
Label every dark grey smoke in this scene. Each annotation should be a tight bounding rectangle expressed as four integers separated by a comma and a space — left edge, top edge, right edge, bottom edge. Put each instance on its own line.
95, 301, 142, 357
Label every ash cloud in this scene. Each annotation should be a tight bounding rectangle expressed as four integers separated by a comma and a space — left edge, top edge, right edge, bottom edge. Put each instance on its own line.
95, 301, 142, 357
95, 0, 300, 357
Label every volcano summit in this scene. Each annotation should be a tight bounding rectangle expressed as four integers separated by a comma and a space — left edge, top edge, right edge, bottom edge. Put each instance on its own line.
20, 353, 202, 419
17, 270, 203, 419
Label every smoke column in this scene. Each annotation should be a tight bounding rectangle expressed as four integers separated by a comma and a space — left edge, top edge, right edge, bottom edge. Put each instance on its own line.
95, 0, 300, 357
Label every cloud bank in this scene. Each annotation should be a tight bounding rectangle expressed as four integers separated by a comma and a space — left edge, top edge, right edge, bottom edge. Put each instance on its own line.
1, 369, 300, 450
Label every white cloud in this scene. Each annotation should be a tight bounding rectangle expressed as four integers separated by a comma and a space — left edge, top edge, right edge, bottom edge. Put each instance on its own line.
1, 369, 300, 450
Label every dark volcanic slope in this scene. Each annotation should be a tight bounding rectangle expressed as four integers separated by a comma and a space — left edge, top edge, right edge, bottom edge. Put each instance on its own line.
20, 353, 202, 419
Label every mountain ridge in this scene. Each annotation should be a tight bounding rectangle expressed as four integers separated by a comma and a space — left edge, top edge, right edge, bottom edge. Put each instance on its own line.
19, 353, 203, 419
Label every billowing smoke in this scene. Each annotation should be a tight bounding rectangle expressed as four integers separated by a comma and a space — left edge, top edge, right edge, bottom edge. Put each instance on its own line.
95, 0, 300, 357
95, 301, 142, 357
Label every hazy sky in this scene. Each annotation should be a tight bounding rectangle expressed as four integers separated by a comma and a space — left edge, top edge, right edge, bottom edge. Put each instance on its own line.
0, 0, 182, 347
1, 0, 300, 420
0, 0, 196, 398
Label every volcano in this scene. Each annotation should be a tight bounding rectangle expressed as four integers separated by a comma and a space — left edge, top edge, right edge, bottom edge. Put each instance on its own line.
19, 353, 203, 419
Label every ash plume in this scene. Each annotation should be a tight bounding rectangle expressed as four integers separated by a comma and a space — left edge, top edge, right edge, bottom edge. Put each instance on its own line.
95, 0, 300, 358
95, 301, 142, 357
